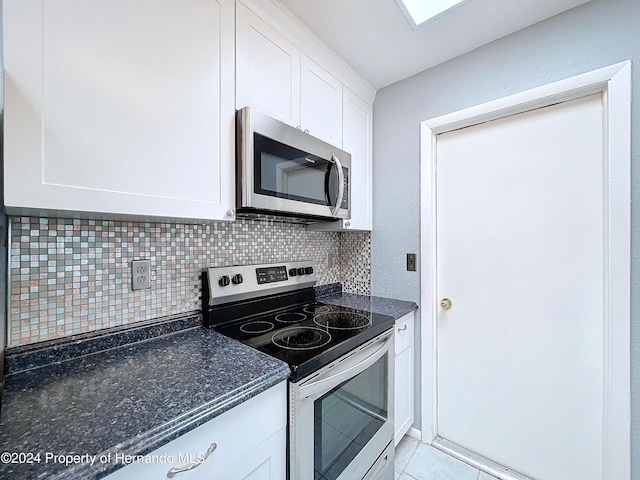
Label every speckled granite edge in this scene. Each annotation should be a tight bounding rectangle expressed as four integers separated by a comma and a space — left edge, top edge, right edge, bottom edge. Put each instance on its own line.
314, 282, 342, 297
5, 312, 202, 375
59, 366, 290, 480
317, 291, 418, 320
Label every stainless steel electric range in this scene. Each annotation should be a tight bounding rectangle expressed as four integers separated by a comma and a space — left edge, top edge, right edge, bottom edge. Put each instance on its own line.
203, 262, 395, 480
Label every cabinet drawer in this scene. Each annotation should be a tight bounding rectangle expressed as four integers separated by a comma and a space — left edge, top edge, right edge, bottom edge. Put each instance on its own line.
105, 382, 286, 480
395, 312, 415, 354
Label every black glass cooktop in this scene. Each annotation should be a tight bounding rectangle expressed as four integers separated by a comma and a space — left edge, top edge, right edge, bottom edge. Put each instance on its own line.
212, 301, 395, 382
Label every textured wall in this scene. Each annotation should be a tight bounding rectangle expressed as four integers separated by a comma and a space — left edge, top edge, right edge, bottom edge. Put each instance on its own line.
8, 216, 370, 346
372, 0, 639, 472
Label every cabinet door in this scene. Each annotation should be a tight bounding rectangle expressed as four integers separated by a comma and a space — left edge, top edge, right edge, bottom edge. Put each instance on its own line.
300, 55, 342, 146
214, 428, 286, 480
104, 382, 286, 480
394, 312, 415, 445
4, 0, 235, 221
308, 88, 372, 232
236, 1, 300, 126
342, 88, 373, 231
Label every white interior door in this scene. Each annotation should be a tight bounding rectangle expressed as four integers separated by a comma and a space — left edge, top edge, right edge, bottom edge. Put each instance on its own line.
435, 94, 606, 480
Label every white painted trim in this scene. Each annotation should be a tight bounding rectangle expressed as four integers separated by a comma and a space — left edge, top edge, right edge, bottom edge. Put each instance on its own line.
419, 61, 631, 479
419, 119, 439, 444
433, 436, 532, 480
422, 62, 628, 133
406, 426, 422, 442
601, 61, 632, 480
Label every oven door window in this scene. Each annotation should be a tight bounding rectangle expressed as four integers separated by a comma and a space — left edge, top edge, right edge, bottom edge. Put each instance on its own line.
254, 133, 343, 207
314, 355, 388, 480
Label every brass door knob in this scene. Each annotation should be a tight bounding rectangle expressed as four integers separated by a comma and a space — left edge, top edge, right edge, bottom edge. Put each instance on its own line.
440, 298, 452, 310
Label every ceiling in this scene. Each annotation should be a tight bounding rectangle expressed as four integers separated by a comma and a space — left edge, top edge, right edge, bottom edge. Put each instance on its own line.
279, 0, 592, 89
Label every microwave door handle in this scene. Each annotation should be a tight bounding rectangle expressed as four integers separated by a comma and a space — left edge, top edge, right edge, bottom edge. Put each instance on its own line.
329, 154, 345, 217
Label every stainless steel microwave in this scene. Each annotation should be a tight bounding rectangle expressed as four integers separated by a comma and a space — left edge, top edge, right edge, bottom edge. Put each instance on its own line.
236, 107, 351, 221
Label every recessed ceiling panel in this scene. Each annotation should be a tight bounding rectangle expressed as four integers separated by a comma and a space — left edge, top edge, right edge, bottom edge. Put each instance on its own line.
396, 0, 467, 28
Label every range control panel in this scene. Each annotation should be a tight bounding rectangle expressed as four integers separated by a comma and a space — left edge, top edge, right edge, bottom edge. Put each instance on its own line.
206, 261, 316, 306
256, 265, 288, 284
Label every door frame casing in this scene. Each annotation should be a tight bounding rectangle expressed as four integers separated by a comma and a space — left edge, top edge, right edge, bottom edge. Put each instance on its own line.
419, 61, 631, 479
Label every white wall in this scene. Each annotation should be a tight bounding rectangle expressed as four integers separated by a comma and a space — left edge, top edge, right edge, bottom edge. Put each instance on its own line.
371, 0, 639, 475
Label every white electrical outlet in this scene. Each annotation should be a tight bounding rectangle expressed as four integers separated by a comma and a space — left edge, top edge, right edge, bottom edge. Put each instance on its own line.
131, 259, 151, 290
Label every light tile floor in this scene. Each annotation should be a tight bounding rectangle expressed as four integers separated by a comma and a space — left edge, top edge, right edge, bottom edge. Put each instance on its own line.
395, 436, 499, 480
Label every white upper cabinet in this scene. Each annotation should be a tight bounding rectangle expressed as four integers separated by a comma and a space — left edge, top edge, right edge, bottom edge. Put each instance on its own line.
236, 1, 300, 126
310, 87, 372, 232
236, 0, 376, 231
3, 0, 235, 221
236, 2, 347, 143
237, 2, 344, 143
341, 88, 373, 230
300, 55, 342, 146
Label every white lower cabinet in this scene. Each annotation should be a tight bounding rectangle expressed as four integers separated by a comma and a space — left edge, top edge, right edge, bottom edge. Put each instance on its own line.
214, 428, 285, 480
394, 312, 415, 445
104, 382, 286, 480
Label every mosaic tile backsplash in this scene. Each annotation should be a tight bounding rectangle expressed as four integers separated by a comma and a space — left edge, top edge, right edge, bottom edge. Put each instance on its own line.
8, 216, 371, 347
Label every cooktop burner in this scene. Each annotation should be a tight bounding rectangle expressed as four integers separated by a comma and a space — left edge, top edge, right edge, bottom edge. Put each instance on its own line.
302, 304, 332, 314
203, 262, 395, 381
313, 311, 372, 330
272, 327, 332, 350
239, 320, 274, 334
275, 312, 307, 323
211, 299, 394, 380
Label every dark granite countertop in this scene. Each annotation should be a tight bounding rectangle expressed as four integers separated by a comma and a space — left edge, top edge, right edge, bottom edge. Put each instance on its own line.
0, 314, 290, 480
316, 286, 418, 320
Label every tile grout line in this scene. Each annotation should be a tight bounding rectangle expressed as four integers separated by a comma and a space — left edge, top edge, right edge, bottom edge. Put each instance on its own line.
398, 439, 420, 479
398, 440, 493, 480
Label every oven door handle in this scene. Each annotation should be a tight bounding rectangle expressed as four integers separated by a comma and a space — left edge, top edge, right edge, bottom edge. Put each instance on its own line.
297, 330, 393, 400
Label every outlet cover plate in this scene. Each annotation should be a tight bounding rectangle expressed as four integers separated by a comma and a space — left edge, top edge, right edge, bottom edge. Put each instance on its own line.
132, 260, 151, 290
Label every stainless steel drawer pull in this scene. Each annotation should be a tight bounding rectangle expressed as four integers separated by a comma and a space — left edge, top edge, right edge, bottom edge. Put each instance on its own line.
398, 325, 408, 332
166, 442, 217, 478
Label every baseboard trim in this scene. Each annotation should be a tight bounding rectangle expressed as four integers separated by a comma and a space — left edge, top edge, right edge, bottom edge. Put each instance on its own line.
406, 427, 422, 442
432, 436, 532, 480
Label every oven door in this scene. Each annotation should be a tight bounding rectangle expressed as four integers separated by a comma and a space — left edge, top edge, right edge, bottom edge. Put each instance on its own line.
290, 329, 394, 480
237, 106, 350, 219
